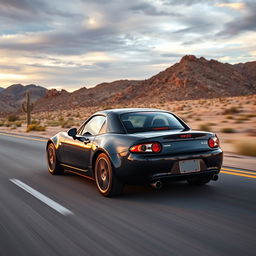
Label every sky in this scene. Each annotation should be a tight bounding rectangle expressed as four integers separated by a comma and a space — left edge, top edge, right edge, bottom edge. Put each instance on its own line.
0, 0, 255, 91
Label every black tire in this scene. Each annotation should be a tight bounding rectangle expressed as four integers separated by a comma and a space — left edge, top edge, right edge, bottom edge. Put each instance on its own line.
95, 153, 124, 197
187, 176, 212, 186
47, 143, 64, 175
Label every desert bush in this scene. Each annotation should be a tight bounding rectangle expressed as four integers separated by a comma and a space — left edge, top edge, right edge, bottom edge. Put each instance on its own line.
199, 123, 211, 132
222, 106, 240, 115
8, 115, 18, 122
75, 112, 81, 118
26, 124, 46, 132
206, 122, 215, 126
0, 121, 4, 127
226, 115, 233, 120
31, 120, 40, 125
234, 140, 256, 157
15, 121, 22, 127
195, 117, 202, 121
61, 120, 74, 128
236, 116, 249, 121
5, 122, 11, 127
199, 100, 207, 105
221, 127, 236, 133
47, 120, 61, 127
246, 114, 256, 118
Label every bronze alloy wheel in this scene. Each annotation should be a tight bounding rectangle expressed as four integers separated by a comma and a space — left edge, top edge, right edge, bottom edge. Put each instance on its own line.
95, 153, 124, 197
48, 145, 55, 171
95, 155, 111, 194
47, 143, 63, 175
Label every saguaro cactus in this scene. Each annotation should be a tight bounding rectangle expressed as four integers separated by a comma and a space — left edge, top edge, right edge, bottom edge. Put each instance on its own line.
22, 91, 34, 127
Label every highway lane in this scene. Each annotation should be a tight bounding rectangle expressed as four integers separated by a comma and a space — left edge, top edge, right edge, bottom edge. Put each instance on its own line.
0, 134, 255, 256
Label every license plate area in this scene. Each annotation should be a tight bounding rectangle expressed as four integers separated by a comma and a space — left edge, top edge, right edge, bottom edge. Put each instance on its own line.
179, 159, 200, 174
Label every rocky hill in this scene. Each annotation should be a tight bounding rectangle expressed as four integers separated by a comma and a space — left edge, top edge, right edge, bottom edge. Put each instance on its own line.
0, 55, 255, 114
0, 87, 4, 93
34, 55, 256, 112
0, 84, 47, 113
34, 79, 142, 112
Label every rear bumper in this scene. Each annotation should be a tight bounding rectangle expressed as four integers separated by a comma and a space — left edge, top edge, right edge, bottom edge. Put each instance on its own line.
150, 169, 219, 183
114, 149, 223, 184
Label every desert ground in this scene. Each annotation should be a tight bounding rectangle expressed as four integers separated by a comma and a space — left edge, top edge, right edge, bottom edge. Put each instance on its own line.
0, 94, 256, 156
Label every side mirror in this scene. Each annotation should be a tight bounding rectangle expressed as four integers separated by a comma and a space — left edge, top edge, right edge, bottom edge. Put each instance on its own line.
67, 128, 77, 138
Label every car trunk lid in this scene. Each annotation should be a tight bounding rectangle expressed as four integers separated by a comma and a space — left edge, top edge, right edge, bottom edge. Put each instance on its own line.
134, 130, 213, 154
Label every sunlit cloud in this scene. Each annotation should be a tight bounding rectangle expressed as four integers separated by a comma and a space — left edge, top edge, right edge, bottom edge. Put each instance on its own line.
216, 2, 246, 10
0, 74, 26, 80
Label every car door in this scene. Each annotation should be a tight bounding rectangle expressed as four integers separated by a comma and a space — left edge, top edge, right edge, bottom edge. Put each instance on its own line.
62, 115, 106, 171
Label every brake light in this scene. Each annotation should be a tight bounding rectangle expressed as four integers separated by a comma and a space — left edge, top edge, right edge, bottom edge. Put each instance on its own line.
130, 142, 162, 153
180, 134, 192, 138
152, 127, 169, 130
208, 136, 219, 148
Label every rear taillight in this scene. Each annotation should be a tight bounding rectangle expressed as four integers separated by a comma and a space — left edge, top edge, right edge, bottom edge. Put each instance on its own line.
208, 136, 219, 148
130, 142, 162, 153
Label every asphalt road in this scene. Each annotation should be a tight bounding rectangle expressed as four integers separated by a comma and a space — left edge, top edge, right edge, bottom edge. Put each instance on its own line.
0, 133, 255, 256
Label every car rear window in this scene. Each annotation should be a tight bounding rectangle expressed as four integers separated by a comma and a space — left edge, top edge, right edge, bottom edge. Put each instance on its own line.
120, 111, 185, 133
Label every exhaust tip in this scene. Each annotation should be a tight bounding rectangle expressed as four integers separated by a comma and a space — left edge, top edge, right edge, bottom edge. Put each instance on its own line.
212, 174, 218, 181
151, 180, 163, 190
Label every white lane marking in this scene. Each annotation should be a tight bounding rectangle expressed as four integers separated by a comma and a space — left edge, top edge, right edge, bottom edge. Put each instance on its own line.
10, 179, 73, 216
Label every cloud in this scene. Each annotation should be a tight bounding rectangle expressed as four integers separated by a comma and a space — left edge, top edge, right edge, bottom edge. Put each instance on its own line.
216, 2, 245, 10
161, 0, 219, 6
218, 1, 256, 36
0, 0, 255, 89
130, 2, 177, 16
0, 0, 78, 17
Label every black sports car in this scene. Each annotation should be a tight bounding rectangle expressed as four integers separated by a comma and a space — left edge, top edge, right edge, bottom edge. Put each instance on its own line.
46, 108, 223, 197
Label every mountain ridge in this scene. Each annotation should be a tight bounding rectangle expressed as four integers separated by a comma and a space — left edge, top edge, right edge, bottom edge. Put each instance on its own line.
34, 55, 256, 112
0, 55, 255, 114
0, 84, 47, 113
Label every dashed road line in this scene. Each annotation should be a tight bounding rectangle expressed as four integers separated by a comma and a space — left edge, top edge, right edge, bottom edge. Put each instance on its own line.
10, 179, 73, 216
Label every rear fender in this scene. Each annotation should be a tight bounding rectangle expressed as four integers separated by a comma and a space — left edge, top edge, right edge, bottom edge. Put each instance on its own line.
90, 148, 122, 175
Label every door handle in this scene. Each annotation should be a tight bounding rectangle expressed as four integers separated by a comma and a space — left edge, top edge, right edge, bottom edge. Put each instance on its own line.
84, 138, 90, 144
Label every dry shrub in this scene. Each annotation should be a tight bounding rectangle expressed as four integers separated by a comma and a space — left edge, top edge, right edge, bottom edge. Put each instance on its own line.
222, 106, 240, 115
27, 124, 46, 132
199, 123, 211, 132
236, 116, 249, 121
234, 140, 256, 157
8, 115, 19, 122
15, 121, 22, 127
61, 119, 74, 128
47, 120, 61, 127
221, 127, 236, 133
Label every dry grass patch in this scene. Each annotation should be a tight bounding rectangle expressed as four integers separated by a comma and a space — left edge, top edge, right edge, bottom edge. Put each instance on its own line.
222, 106, 240, 115
27, 124, 46, 132
199, 123, 212, 132
233, 140, 256, 157
221, 127, 236, 133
